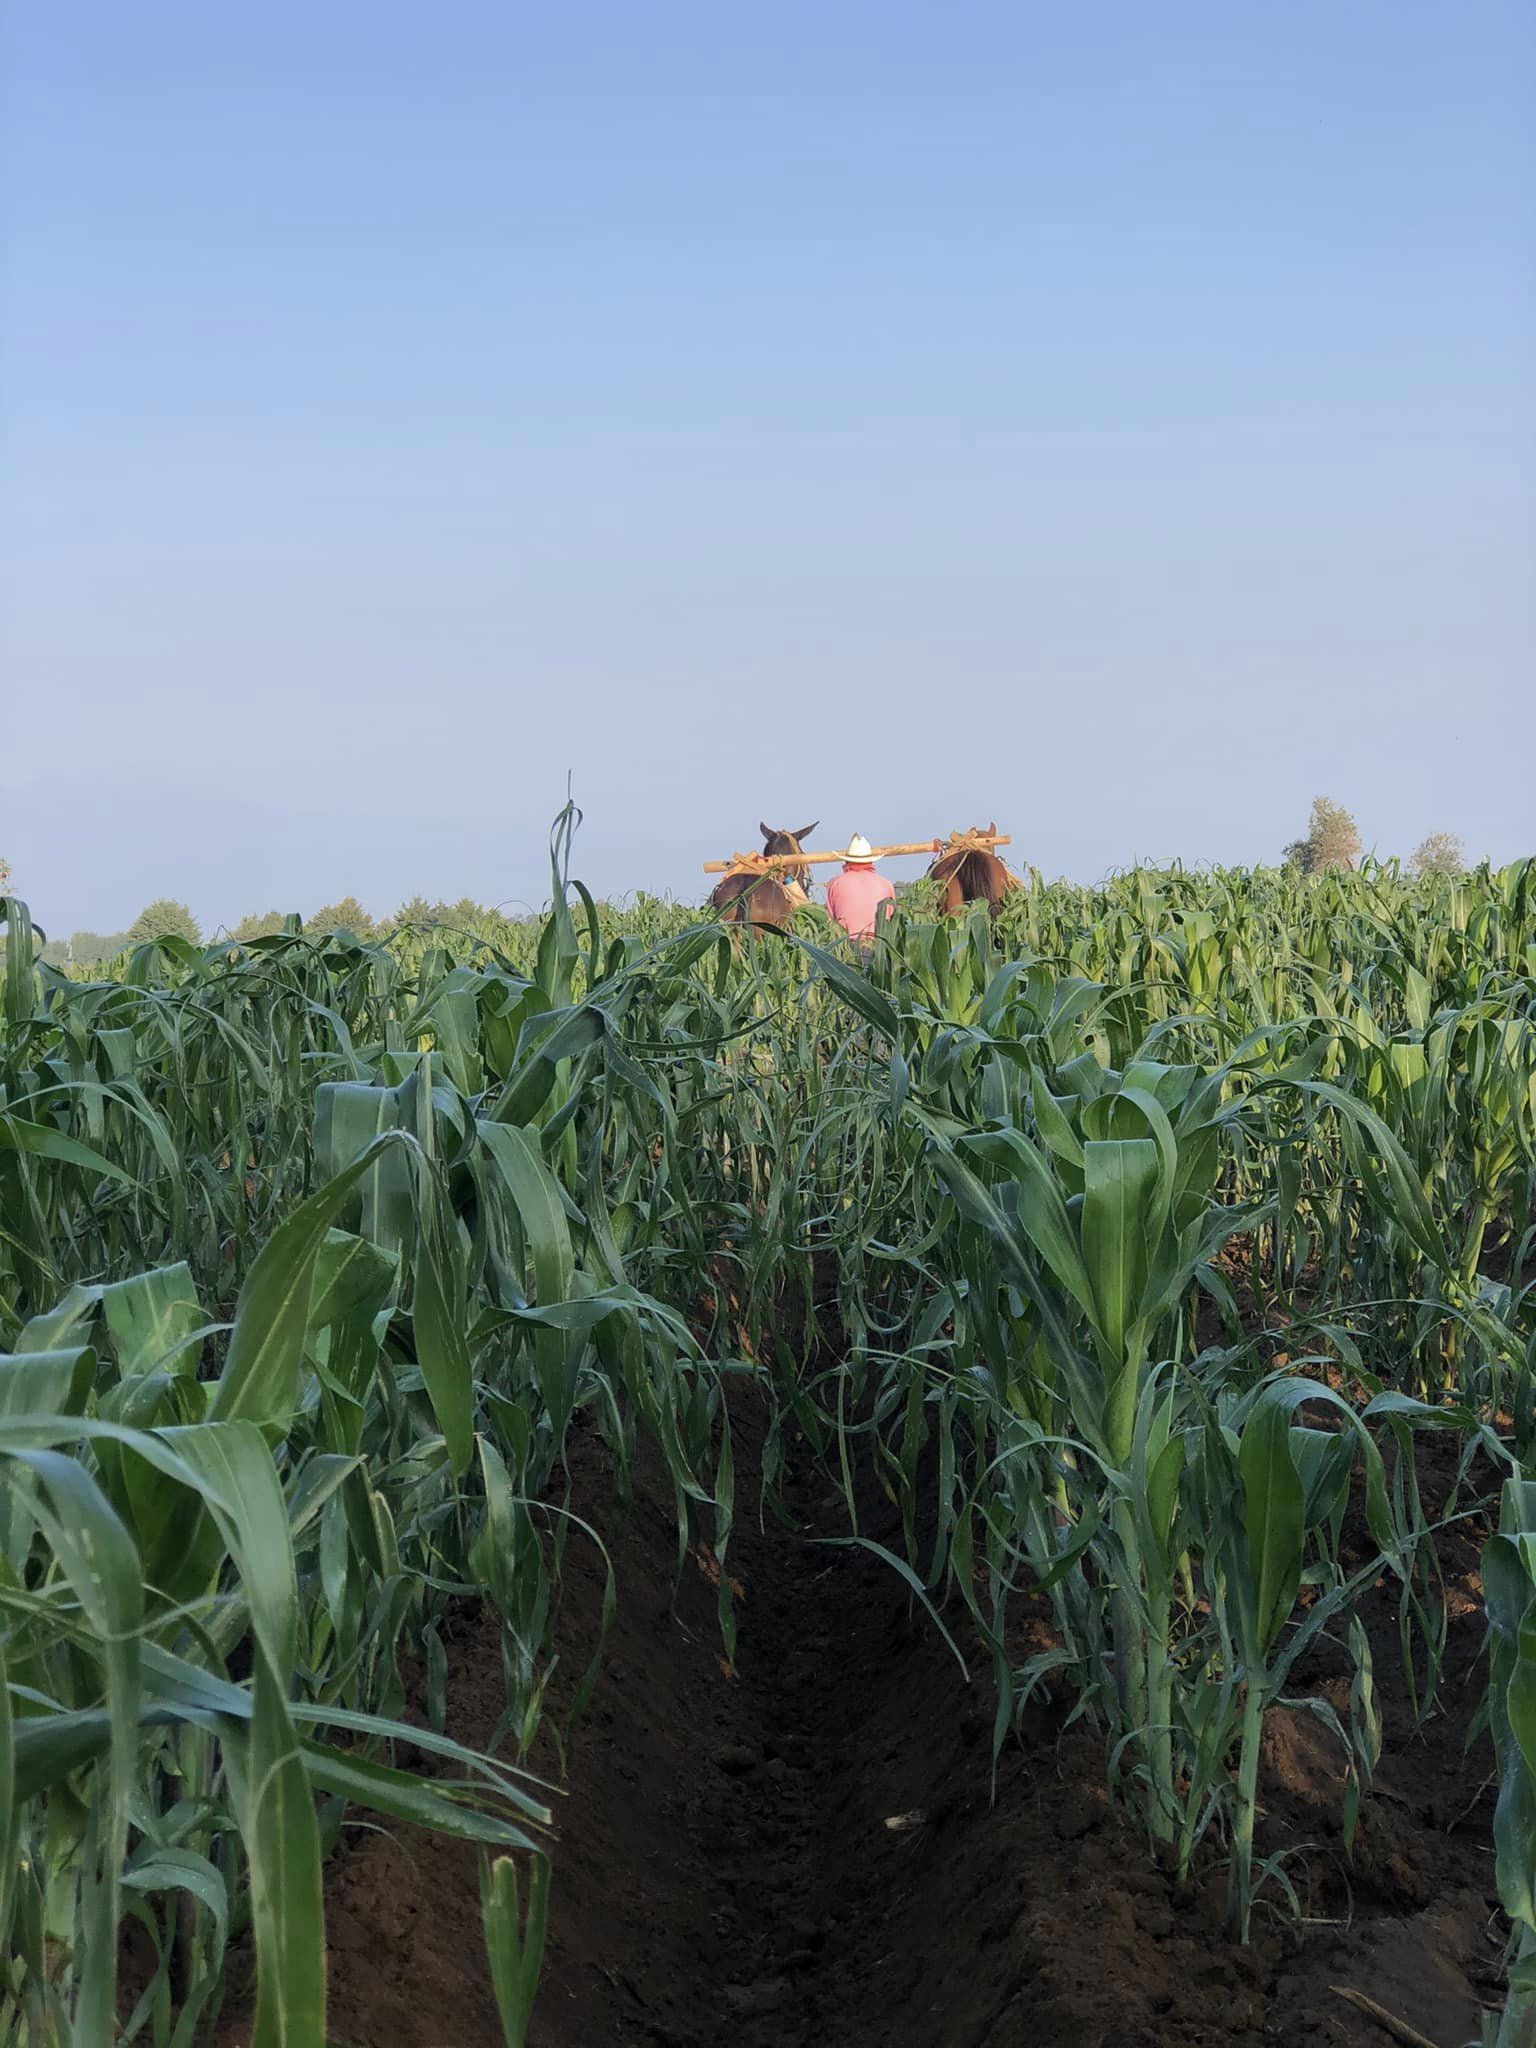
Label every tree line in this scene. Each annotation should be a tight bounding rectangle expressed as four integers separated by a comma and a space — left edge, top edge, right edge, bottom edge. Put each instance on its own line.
8, 893, 537, 965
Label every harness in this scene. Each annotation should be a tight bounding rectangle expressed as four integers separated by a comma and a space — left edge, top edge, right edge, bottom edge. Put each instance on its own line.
713, 850, 810, 914
932, 831, 1022, 892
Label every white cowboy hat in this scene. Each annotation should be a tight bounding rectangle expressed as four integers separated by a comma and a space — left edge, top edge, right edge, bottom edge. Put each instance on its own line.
841, 834, 876, 865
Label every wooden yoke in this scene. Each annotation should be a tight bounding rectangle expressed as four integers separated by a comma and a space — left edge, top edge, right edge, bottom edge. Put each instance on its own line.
704, 833, 1011, 876
937, 828, 1011, 857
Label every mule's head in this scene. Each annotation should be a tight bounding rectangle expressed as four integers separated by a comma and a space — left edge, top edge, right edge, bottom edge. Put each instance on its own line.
760, 820, 818, 888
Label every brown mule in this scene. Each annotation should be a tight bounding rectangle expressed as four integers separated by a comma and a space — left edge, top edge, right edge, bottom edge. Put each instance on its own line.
928, 822, 1020, 917
711, 821, 819, 933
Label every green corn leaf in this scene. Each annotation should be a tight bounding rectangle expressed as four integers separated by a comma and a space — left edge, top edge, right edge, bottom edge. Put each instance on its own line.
0, 1643, 16, 1955
951, 1127, 1098, 1325
1289, 1079, 1449, 1272
476, 1120, 579, 1431
305, 1750, 544, 1856
1146, 1432, 1186, 1570
1029, 1063, 1085, 1169
122, 1847, 229, 1957
1, 894, 39, 1024
412, 1185, 474, 1477
1236, 1382, 1307, 1658
308, 1229, 397, 1333
1080, 1136, 1160, 1376
211, 1133, 407, 1428
0, 1111, 139, 1188
238, 1644, 326, 2048
489, 1006, 607, 1128
313, 1082, 413, 1256
100, 1263, 203, 1379
8, 1448, 143, 2043
158, 1420, 299, 1676
796, 940, 901, 1041
481, 1853, 551, 2048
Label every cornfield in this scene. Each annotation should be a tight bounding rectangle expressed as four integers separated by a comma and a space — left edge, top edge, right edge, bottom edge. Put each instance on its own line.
2, 822, 1535, 2044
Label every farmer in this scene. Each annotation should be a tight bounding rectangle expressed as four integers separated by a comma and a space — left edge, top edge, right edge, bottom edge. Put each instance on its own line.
825, 834, 895, 942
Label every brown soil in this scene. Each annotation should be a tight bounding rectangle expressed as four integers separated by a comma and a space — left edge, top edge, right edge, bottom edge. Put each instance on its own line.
214, 1399, 1505, 2048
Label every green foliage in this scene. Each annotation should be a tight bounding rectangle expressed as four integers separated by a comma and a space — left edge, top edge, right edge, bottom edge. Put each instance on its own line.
304, 895, 375, 937
387, 893, 496, 930
389, 893, 439, 928
127, 897, 202, 945
1484, 1483, 1536, 2045
3, 836, 1536, 2033
231, 909, 288, 941
482, 1852, 551, 2047
1281, 837, 1316, 874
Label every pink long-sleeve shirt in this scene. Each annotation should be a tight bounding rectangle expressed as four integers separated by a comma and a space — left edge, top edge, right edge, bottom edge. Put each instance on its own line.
825, 865, 895, 939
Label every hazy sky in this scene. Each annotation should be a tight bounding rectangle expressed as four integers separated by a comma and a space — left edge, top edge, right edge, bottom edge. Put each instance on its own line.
3, 2, 1533, 936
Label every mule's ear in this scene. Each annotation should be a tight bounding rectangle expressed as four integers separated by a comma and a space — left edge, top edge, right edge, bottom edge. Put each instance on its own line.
988, 820, 997, 836
795, 821, 818, 844
759, 821, 773, 841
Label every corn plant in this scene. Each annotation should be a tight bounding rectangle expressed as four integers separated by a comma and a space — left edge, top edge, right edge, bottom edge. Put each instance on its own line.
1482, 1479, 1536, 2048
5, 837, 1536, 2034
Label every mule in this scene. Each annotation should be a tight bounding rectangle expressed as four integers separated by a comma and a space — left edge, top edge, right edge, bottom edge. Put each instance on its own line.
928, 822, 1019, 917
711, 821, 819, 933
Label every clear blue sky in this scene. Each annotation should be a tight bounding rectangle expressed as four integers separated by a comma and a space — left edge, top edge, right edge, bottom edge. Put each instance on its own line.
2, 2, 1532, 934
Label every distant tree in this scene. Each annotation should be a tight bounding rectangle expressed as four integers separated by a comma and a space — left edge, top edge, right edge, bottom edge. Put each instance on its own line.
0, 853, 11, 897
128, 899, 202, 945
385, 895, 497, 933
306, 896, 375, 938
232, 910, 287, 942
1285, 798, 1360, 875
1409, 831, 1466, 878
435, 896, 493, 927
1281, 838, 1317, 875
1309, 797, 1361, 872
